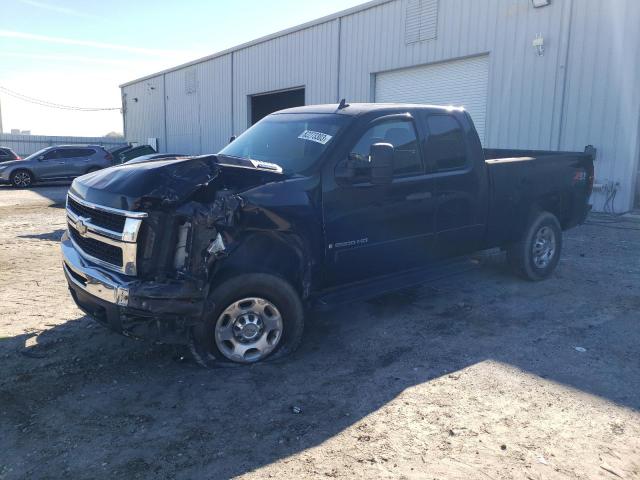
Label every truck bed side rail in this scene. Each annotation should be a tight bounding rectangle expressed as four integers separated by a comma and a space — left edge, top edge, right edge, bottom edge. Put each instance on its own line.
484, 145, 596, 161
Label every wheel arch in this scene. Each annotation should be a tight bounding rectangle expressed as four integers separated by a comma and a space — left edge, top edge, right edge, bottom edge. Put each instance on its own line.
531, 193, 571, 229
211, 231, 312, 299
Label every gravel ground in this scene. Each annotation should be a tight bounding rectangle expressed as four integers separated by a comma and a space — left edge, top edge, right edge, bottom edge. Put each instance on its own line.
1, 184, 639, 480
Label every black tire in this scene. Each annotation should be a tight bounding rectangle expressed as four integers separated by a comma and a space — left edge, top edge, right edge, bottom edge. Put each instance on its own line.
190, 273, 304, 367
10, 169, 34, 188
506, 211, 562, 281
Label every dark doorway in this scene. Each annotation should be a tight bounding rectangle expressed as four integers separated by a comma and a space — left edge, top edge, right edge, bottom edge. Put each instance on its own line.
250, 88, 305, 125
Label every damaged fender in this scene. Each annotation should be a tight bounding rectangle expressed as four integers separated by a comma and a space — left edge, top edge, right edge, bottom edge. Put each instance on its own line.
174, 174, 322, 305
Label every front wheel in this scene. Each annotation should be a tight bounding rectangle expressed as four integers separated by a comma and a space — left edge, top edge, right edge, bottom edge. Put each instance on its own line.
10, 169, 34, 188
190, 273, 305, 367
507, 211, 562, 281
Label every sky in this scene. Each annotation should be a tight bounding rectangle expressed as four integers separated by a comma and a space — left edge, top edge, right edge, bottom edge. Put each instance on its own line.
0, 0, 366, 136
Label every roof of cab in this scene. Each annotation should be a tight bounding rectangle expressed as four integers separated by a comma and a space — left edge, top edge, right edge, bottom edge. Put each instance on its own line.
273, 102, 466, 117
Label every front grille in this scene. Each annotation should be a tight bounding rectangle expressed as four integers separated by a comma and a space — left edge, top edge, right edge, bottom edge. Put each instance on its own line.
67, 196, 126, 233
66, 193, 146, 275
69, 224, 123, 267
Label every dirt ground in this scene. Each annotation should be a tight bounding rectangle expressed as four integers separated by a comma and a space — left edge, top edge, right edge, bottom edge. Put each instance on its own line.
1, 184, 639, 480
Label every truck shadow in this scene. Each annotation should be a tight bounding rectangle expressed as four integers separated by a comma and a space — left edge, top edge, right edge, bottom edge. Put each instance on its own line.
2, 255, 638, 479
18, 229, 66, 242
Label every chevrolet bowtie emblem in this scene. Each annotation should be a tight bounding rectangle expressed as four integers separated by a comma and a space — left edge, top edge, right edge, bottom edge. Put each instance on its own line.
75, 216, 90, 236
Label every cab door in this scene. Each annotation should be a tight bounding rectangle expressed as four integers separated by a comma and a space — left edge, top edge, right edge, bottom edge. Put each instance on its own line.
419, 112, 487, 258
322, 112, 438, 286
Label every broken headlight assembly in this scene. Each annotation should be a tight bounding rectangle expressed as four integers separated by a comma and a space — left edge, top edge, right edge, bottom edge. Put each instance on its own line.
207, 233, 226, 259
173, 221, 192, 271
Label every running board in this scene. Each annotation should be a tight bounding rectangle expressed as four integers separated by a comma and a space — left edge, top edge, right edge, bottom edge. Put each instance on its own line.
312, 257, 478, 310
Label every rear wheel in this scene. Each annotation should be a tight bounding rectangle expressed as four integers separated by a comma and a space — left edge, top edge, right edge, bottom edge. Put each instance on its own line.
507, 211, 562, 281
190, 273, 305, 367
10, 169, 33, 188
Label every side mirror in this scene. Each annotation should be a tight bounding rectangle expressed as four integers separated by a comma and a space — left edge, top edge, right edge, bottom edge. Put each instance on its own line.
369, 143, 394, 185
229, 135, 237, 144
37, 155, 45, 161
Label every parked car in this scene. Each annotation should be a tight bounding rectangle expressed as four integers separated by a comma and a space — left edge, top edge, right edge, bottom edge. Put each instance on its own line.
117, 145, 156, 164
0, 145, 114, 188
0, 147, 20, 162
108, 144, 134, 161
60, 103, 595, 366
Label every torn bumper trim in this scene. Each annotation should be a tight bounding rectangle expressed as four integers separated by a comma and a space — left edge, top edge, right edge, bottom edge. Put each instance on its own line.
62, 232, 207, 343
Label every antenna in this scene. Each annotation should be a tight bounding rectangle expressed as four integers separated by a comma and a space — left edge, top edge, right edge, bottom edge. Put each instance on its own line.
338, 98, 350, 110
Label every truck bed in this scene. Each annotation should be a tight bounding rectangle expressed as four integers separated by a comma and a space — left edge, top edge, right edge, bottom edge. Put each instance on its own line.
482, 147, 595, 249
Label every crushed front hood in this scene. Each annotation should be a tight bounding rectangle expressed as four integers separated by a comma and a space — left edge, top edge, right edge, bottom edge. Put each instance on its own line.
69, 155, 285, 212
69, 156, 218, 211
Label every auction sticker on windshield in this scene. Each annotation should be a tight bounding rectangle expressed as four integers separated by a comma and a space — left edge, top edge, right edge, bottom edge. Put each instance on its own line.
298, 130, 333, 145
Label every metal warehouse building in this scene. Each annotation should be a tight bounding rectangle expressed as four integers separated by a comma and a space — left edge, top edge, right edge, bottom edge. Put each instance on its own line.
120, 0, 640, 212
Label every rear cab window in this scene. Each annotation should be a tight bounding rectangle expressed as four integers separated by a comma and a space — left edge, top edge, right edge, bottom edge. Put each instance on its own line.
423, 115, 469, 171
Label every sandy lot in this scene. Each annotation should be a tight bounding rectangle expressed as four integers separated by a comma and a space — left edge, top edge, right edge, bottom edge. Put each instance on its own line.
1, 184, 639, 480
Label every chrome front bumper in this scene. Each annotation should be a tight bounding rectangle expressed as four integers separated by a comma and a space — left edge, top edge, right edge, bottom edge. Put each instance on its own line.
61, 232, 132, 306
62, 231, 209, 343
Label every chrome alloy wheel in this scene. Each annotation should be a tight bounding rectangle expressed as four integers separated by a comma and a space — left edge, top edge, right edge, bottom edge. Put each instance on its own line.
214, 297, 284, 363
13, 171, 31, 187
532, 226, 556, 269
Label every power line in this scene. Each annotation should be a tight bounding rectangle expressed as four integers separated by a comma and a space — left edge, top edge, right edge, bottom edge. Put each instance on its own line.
0, 86, 121, 112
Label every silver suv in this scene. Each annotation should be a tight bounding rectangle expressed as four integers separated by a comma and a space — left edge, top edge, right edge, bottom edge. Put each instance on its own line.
0, 145, 114, 188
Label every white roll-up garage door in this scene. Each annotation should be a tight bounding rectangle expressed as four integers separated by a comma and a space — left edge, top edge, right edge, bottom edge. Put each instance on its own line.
375, 55, 489, 143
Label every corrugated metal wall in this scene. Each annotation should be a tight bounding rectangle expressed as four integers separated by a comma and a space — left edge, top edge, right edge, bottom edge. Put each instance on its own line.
339, 0, 571, 150
165, 67, 201, 154
374, 55, 490, 142
0, 133, 126, 157
231, 20, 339, 134
121, 0, 640, 212
199, 55, 234, 154
121, 76, 165, 150
558, 0, 640, 211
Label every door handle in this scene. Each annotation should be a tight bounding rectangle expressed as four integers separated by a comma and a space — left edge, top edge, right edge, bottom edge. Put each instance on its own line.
406, 192, 432, 201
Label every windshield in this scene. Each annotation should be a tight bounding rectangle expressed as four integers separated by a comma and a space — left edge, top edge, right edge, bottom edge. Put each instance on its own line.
218, 113, 352, 174
22, 147, 50, 161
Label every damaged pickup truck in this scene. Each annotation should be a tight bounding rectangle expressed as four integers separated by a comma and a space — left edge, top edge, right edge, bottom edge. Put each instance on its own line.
61, 103, 595, 365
